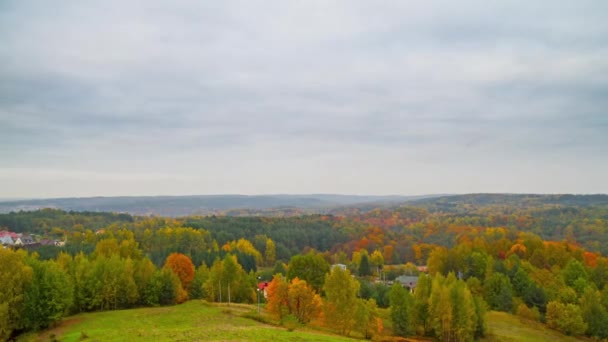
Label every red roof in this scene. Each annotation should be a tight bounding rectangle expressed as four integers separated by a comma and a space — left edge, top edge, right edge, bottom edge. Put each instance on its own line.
257, 282, 269, 291
0, 231, 21, 238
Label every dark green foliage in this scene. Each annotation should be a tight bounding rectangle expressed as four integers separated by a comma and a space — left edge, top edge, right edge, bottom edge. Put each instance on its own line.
473, 295, 487, 338
580, 288, 608, 339
411, 274, 432, 336
562, 260, 588, 287
358, 254, 371, 276
484, 273, 513, 312
272, 261, 287, 275
523, 283, 547, 313
286, 252, 329, 292
389, 283, 412, 337
22, 258, 73, 330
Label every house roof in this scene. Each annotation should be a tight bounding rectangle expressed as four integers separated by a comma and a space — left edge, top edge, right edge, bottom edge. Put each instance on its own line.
0, 231, 21, 239
0, 236, 14, 244
395, 275, 419, 287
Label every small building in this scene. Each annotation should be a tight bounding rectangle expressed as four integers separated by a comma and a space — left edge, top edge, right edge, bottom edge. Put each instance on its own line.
257, 282, 269, 298
331, 263, 347, 271
0, 235, 14, 246
15, 235, 35, 246
39, 239, 57, 246
395, 275, 419, 293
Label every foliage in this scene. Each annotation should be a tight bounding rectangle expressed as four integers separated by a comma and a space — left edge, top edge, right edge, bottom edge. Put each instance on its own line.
287, 252, 329, 293
389, 283, 412, 337
323, 267, 359, 336
287, 278, 322, 324
546, 301, 587, 336
163, 253, 195, 294
22, 257, 73, 330
266, 274, 289, 320
0, 249, 32, 340
483, 273, 513, 312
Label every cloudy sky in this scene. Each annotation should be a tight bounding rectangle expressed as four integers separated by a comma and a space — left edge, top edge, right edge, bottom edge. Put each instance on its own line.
1, 1, 607, 198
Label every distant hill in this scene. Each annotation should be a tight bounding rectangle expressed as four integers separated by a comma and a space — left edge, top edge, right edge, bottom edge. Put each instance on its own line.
0, 194, 438, 217
410, 193, 608, 211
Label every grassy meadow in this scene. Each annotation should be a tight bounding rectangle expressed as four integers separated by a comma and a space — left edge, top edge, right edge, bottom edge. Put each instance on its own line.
18, 302, 588, 342
482, 311, 585, 342
18, 301, 353, 342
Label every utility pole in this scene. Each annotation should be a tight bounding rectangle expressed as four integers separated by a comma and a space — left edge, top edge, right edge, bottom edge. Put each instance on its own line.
257, 276, 262, 314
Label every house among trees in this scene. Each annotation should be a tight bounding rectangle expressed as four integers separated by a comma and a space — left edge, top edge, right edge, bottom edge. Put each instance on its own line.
257, 281, 269, 298
0, 231, 20, 246
331, 263, 347, 271
14, 235, 35, 246
0, 235, 14, 246
395, 275, 418, 292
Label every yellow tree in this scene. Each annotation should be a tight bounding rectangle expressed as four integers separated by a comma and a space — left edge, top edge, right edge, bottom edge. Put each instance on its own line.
0, 249, 32, 341
370, 250, 384, 275
265, 238, 276, 267
287, 278, 322, 324
323, 267, 360, 335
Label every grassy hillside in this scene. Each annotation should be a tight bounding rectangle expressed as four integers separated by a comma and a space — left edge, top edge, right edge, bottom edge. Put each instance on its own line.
482, 311, 585, 342
19, 303, 589, 342
18, 301, 353, 342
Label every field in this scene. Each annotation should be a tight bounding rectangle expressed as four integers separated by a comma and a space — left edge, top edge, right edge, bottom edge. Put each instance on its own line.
482, 311, 585, 342
18, 301, 353, 342
19, 302, 589, 342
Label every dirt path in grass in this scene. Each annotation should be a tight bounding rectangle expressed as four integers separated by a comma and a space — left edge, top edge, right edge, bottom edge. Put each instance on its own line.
37, 317, 83, 342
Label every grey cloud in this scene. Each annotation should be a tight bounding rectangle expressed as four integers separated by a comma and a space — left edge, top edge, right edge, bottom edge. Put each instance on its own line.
1, 1, 607, 197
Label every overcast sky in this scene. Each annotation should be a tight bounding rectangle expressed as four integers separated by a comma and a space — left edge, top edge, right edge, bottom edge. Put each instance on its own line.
1, 1, 607, 198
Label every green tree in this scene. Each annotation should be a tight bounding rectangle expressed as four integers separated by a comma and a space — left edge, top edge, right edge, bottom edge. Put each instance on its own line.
265, 238, 276, 267
389, 282, 412, 337
449, 280, 477, 341
355, 298, 381, 339
546, 301, 587, 336
483, 273, 513, 312
580, 287, 608, 339
287, 252, 329, 293
22, 258, 73, 330
562, 259, 588, 287
272, 261, 287, 275
472, 295, 487, 338
0, 249, 32, 340
359, 253, 372, 277
188, 264, 209, 300
411, 274, 432, 336
323, 267, 359, 335
429, 275, 453, 341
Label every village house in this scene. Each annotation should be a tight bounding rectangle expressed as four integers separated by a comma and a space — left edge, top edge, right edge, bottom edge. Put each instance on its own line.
0, 235, 14, 246
0, 231, 20, 246
395, 275, 419, 293
14, 235, 35, 246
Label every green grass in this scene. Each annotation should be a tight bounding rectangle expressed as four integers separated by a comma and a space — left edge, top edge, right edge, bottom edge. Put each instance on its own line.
20, 305, 589, 342
25, 301, 354, 342
482, 311, 586, 342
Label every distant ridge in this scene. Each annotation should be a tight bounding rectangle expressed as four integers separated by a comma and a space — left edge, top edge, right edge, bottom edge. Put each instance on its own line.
0, 194, 440, 217
409, 193, 608, 208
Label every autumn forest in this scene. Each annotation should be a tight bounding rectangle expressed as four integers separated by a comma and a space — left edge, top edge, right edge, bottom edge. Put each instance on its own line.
2, 194, 608, 341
